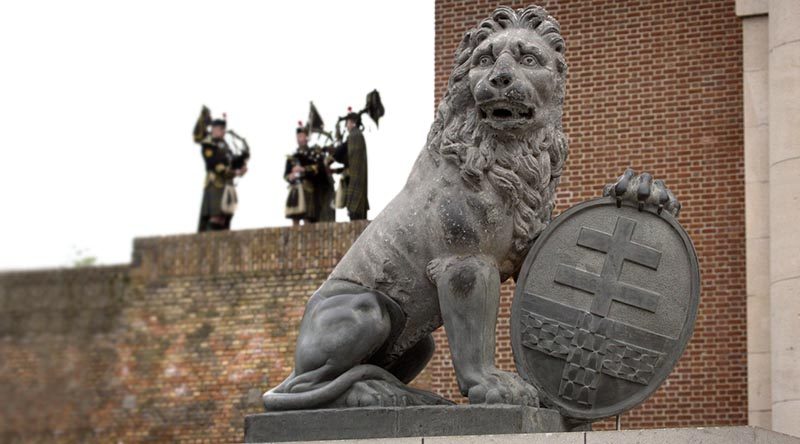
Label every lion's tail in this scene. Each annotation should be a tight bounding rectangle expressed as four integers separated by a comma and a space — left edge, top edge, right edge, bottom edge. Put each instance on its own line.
262, 364, 448, 411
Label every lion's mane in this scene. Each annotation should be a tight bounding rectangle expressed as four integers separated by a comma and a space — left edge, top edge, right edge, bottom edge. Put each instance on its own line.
426, 5, 569, 267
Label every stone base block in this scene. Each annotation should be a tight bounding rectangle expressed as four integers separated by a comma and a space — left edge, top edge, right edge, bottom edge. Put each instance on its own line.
244, 405, 587, 443
245, 425, 800, 444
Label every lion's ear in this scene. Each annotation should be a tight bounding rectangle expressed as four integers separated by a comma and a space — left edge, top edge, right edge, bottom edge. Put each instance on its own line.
453, 32, 474, 66
459, 31, 472, 50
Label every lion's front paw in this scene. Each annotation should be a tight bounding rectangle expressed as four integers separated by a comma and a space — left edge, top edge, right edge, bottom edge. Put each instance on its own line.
603, 168, 681, 216
466, 370, 539, 407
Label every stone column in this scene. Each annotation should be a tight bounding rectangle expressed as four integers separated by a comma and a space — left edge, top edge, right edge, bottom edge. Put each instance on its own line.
768, 0, 800, 436
742, 13, 771, 429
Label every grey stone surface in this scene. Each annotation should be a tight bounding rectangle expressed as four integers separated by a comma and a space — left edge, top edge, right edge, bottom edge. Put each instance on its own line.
425, 433, 583, 444
247, 427, 800, 444
244, 405, 586, 443
279, 440, 421, 444
768, 0, 800, 435
585, 426, 800, 444
742, 7, 771, 430
735, 0, 768, 17
511, 198, 699, 420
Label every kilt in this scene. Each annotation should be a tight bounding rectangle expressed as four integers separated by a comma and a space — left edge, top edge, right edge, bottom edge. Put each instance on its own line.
200, 184, 226, 219
285, 181, 316, 220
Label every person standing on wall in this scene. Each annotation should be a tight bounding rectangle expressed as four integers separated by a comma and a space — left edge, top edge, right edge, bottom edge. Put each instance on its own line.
312, 144, 337, 223
284, 122, 325, 226
332, 108, 369, 221
193, 106, 248, 232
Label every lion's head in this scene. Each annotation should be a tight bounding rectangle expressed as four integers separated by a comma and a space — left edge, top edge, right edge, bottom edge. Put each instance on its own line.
426, 5, 569, 266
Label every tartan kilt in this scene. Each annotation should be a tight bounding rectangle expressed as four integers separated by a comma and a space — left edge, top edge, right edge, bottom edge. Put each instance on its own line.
200, 184, 226, 219
344, 169, 369, 217
285, 181, 316, 220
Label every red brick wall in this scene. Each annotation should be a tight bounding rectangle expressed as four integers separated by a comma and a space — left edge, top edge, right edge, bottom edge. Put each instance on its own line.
0, 266, 129, 443
431, 0, 746, 429
0, 223, 369, 443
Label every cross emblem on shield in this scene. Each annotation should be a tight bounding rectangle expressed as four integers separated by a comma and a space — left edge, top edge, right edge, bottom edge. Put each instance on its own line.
556, 217, 662, 317
511, 198, 700, 420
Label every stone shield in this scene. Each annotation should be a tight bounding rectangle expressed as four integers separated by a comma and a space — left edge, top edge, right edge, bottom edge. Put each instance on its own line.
511, 197, 700, 420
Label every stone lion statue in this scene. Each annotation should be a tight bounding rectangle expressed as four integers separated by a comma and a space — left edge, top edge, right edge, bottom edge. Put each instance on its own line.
263, 5, 679, 410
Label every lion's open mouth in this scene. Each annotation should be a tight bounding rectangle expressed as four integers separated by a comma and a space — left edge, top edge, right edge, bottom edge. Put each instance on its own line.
479, 101, 535, 127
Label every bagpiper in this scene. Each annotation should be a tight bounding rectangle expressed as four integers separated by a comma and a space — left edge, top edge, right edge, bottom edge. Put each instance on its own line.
332, 108, 369, 221
304, 101, 337, 223
193, 106, 249, 232
285, 122, 328, 225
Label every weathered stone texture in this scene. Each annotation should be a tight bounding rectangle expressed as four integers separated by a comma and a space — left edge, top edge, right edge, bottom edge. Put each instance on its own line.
245, 405, 584, 443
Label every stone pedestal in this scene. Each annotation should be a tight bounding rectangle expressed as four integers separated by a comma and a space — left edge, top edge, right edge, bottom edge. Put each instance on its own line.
245, 426, 800, 444
244, 405, 587, 443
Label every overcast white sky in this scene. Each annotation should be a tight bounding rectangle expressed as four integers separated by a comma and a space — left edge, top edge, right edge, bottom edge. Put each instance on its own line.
0, 0, 434, 270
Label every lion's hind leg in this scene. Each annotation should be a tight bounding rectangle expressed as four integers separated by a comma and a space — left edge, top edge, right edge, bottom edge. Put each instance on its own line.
263, 285, 451, 410
340, 334, 450, 407
263, 290, 392, 410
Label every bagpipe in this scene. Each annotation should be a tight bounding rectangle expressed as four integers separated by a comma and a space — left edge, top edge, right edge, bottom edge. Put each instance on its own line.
226, 129, 250, 170
192, 105, 250, 157
305, 89, 385, 146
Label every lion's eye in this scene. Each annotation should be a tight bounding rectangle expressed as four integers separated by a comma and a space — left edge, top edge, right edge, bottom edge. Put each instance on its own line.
478, 55, 494, 67
521, 55, 538, 66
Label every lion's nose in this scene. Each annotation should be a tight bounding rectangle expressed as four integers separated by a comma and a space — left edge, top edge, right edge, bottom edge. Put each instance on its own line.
489, 72, 513, 89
